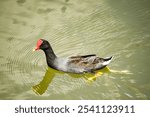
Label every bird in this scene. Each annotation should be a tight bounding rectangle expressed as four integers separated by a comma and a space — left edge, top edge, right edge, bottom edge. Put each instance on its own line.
33, 39, 113, 78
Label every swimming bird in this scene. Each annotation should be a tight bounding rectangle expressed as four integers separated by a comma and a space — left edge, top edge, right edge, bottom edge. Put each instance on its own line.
33, 39, 112, 77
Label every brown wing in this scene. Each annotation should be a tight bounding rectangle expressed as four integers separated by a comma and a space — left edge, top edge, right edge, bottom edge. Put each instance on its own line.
68, 54, 102, 69
70, 54, 96, 58
65, 55, 112, 73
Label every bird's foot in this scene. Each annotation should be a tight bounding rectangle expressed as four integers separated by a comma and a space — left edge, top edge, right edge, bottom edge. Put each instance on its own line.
83, 71, 103, 83
88, 71, 102, 81
85, 77, 95, 84
87, 76, 97, 82
83, 75, 94, 84
95, 71, 103, 77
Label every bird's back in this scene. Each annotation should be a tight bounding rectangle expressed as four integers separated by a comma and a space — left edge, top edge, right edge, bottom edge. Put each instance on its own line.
54, 55, 112, 74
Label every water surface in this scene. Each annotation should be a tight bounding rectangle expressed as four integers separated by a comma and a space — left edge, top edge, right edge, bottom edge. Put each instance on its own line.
0, 0, 150, 99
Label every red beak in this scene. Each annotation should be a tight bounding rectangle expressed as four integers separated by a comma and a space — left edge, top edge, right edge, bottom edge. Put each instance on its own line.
33, 39, 43, 52
33, 46, 39, 51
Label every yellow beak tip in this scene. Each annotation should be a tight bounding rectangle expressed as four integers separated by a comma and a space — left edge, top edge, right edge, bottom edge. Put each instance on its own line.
32, 49, 36, 52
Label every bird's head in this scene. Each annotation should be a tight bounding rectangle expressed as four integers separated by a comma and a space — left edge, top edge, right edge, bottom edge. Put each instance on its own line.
33, 39, 50, 51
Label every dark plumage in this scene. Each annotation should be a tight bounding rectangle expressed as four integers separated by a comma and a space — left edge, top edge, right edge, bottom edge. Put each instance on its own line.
33, 39, 113, 74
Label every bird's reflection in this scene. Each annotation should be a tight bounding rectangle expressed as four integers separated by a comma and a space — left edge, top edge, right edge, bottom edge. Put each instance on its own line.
32, 68, 62, 95
32, 67, 110, 95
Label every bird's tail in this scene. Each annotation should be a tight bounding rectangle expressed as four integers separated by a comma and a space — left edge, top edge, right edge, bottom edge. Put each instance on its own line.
102, 56, 113, 66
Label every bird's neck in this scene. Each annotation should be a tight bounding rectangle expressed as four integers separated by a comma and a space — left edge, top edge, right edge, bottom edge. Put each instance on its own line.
43, 47, 57, 68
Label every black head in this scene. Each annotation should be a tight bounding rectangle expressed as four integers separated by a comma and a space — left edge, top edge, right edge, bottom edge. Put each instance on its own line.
33, 39, 51, 51
33, 39, 57, 64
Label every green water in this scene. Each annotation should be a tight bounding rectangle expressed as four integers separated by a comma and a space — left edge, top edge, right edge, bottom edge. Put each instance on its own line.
0, 0, 150, 99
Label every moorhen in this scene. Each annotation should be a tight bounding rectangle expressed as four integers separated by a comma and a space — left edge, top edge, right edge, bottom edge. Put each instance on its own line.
33, 39, 113, 76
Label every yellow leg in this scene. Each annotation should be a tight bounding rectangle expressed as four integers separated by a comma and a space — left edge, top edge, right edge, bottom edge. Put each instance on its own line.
87, 71, 103, 82
105, 67, 110, 72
